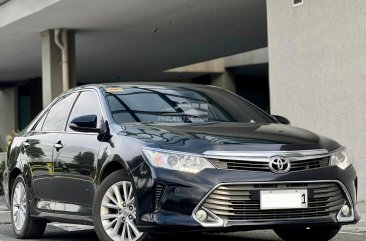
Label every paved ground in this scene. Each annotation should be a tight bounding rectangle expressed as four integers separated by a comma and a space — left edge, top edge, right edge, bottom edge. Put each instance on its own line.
0, 195, 365, 241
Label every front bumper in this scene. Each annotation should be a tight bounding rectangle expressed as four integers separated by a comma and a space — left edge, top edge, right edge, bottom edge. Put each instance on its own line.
133, 164, 360, 232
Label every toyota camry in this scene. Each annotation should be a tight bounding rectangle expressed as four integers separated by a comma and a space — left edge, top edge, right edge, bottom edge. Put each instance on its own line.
2, 83, 360, 241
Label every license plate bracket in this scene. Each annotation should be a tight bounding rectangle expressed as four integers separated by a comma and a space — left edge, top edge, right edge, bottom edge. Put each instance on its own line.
260, 189, 308, 210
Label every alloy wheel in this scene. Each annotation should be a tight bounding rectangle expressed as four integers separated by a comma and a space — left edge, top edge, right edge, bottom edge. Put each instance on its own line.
100, 181, 143, 241
12, 182, 27, 231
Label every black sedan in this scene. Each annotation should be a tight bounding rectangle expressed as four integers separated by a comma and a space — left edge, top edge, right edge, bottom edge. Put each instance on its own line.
2, 83, 360, 241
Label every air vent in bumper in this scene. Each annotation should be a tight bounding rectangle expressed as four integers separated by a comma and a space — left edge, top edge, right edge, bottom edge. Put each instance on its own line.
155, 184, 165, 209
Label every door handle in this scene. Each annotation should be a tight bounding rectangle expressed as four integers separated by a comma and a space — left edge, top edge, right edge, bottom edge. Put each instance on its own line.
54, 141, 64, 151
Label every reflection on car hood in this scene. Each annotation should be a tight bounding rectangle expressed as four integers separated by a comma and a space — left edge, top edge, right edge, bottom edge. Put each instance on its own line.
118, 122, 340, 154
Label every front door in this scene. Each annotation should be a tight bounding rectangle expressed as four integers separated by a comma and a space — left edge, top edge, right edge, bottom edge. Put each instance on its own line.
53, 91, 104, 215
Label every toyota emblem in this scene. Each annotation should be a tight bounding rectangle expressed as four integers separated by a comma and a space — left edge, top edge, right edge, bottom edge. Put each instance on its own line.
269, 156, 291, 174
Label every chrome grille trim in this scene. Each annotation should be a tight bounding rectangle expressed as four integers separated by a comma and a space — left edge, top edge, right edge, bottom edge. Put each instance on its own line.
203, 149, 329, 160
192, 180, 353, 227
209, 157, 330, 172
203, 183, 345, 221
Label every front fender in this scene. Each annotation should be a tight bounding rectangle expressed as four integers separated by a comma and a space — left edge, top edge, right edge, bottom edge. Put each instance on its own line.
97, 154, 132, 184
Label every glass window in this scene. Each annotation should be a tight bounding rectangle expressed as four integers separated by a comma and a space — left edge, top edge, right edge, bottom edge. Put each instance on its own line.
67, 91, 103, 131
42, 93, 77, 131
123, 93, 175, 112
104, 85, 275, 124
33, 113, 47, 131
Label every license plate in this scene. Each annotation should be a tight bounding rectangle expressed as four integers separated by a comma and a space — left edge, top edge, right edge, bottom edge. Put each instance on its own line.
260, 189, 308, 210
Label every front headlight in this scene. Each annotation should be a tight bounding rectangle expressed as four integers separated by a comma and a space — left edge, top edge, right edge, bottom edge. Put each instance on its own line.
330, 147, 353, 170
142, 148, 215, 174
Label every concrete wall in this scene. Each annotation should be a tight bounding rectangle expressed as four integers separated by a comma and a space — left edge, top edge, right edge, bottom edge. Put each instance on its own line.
267, 0, 366, 201
0, 88, 17, 152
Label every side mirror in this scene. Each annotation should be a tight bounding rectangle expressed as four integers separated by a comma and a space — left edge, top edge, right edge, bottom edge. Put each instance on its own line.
272, 115, 291, 125
69, 115, 101, 133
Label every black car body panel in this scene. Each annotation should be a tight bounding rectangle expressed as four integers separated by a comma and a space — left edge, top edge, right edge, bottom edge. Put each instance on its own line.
120, 122, 341, 153
134, 164, 359, 231
2, 83, 360, 233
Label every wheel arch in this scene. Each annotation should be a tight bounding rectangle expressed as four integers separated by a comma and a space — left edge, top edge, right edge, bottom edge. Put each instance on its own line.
98, 155, 131, 185
8, 167, 22, 201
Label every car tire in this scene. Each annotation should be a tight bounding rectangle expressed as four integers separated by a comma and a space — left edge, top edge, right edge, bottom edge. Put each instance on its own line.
10, 175, 47, 239
93, 170, 148, 241
274, 225, 341, 241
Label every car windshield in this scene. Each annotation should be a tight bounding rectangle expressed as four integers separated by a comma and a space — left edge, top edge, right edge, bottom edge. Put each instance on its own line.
104, 85, 274, 124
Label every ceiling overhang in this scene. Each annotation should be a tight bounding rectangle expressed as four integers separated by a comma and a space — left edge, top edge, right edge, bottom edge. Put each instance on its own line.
0, 0, 268, 83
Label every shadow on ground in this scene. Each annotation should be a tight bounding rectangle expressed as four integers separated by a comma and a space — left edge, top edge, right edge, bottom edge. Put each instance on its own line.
38, 227, 279, 241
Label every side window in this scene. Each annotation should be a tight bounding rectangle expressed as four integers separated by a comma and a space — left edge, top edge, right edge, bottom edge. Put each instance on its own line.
67, 91, 103, 131
33, 113, 47, 131
42, 93, 77, 131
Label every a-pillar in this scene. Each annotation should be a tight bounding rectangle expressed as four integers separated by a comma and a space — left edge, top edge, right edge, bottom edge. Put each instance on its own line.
41, 29, 76, 108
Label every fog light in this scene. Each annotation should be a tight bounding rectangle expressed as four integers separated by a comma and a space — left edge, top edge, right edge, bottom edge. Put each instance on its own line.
341, 204, 351, 216
195, 210, 208, 222
337, 203, 354, 222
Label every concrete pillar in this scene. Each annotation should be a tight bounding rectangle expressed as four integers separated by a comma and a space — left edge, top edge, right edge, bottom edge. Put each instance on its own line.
267, 0, 366, 201
41, 29, 76, 107
68, 31, 77, 89
211, 70, 236, 93
0, 88, 17, 151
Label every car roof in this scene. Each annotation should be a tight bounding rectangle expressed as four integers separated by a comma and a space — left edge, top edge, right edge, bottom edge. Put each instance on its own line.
82, 82, 209, 89
69, 82, 215, 92
59, 82, 224, 104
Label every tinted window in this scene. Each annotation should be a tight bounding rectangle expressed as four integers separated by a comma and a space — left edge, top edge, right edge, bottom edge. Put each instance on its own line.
104, 85, 274, 124
43, 93, 77, 131
67, 91, 103, 131
33, 113, 47, 131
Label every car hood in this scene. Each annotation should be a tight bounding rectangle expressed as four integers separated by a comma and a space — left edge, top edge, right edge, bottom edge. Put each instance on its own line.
119, 122, 340, 154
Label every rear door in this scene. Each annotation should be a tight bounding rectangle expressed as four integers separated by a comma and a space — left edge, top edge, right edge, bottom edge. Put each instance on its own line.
53, 90, 104, 215
23, 93, 77, 212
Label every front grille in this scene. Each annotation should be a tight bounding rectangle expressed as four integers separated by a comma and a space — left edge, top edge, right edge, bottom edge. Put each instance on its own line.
209, 157, 329, 172
202, 183, 345, 221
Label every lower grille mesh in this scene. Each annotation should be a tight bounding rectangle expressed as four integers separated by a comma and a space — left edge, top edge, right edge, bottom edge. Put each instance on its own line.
202, 183, 345, 221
